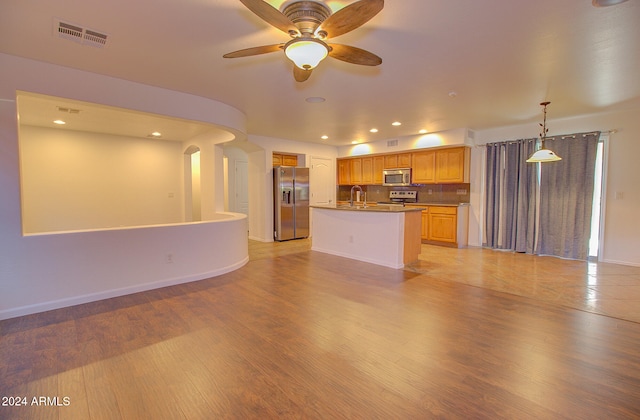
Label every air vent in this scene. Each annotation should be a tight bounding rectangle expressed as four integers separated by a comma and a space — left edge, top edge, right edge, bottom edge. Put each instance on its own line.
387, 139, 399, 147
54, 18, 108, 48
57, 106, 81, 114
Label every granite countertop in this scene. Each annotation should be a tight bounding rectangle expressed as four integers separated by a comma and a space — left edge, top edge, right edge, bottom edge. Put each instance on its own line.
406, 202, 470, 207
311, 204, 422, 213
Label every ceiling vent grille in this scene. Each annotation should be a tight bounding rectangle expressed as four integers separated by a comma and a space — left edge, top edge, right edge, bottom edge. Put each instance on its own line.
54, 18, 108, 48
387, 139, 399, 147
57, 106, 81, 114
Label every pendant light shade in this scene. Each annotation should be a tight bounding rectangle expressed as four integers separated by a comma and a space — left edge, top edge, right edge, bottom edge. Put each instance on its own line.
526, 148, 562, 163
527, 101, 562, 163
284, 38, 329, 70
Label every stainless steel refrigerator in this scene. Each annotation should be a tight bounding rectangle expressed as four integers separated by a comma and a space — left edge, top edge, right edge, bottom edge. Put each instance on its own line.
274, 166, 309, 241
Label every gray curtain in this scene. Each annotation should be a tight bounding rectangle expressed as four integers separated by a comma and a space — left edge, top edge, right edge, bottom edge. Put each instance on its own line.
536, 132, 600, 260
484, 139, 538, 252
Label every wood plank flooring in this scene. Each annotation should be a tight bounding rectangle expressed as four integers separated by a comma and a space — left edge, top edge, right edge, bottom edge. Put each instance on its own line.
2, 242, 640, 419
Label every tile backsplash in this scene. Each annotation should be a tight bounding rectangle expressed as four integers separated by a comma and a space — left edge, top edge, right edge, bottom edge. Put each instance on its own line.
337, 184, 470, 204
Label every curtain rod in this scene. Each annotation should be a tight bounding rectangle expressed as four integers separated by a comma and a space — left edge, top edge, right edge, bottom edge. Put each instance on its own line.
479, 129, 617, 147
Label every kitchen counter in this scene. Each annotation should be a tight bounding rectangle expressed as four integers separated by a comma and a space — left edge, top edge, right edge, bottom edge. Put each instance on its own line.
310, 206, 422, 269
311, 204, 422, 213
407, 202, 470, 207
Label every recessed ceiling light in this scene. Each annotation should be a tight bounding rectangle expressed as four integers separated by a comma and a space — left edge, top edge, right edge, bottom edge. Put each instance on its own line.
369, 128, 378, 133
351, 140, 361, 144
53, 120, 66, 125
419, 129, 428, 134
321, 135, 328, 140
392, 121, 401, 126
150, 132, 162, 137
305, 96, 326, 103
448, 91, 458, 98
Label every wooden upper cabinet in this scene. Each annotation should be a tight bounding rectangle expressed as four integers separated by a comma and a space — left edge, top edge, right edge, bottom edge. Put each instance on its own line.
337, 158, 351, 185
283, 154, 298, 166
411, 150, 436, 184
412, 147, 470, 184
273, 153, 298, 167
435, 147, 469, 183
350, 158, 363, 184
273, 154, 283, 166
398, 153, 412, 168
361, 157, 373, 184
337, 146, 469, 186
361, 156, 384, 185
383, 154, 398, 169
372, 156, 384, 184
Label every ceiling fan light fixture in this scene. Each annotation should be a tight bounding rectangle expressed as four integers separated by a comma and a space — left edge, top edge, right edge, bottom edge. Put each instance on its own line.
284, 38, 329, 70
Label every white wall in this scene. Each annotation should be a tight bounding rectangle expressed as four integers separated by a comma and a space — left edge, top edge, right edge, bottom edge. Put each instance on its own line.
471, 107, 640, 266
247, 135, 338, 242
20, 126, 185, 233
0, 53, 248, 319
337, 128, 471, 157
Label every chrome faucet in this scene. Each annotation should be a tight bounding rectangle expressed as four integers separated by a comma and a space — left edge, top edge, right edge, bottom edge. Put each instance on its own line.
350, 185, 363, 207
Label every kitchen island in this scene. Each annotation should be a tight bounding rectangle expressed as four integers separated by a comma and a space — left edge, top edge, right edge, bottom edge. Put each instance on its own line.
310, 205, 422, 269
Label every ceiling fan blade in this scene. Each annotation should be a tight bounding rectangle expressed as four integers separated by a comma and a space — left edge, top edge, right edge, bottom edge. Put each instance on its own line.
328, 44, 382, 66
239, 0, 299, 35
318, 0, 384, 39
223, 44, 284, 58
293, 66, 313, 82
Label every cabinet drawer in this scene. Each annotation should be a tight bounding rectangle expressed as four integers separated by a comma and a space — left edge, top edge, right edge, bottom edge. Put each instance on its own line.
429, 206, 457, 215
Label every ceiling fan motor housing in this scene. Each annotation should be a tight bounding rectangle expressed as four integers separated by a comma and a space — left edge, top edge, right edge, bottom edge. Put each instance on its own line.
282, 1, 332, 36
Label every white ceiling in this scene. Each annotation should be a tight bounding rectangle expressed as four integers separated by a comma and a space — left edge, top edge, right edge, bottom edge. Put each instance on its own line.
1, 0, 639, 145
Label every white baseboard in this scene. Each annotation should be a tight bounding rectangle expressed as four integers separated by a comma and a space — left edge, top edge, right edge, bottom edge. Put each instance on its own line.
0, 257, 249, 321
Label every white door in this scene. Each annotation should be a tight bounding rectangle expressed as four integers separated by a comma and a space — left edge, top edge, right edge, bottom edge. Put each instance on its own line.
234, 160, 249, 215
310, 156, 334, 205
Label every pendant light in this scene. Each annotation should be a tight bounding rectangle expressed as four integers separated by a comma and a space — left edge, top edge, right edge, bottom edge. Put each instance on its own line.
526, 101, 562, 163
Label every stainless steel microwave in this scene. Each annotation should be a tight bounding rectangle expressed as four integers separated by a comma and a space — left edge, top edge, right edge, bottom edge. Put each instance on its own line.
383, 168, 412, 186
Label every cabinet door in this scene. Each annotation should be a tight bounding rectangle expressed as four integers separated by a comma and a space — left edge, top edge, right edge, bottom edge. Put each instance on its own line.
282, 154, 298, 166
337, 159, 351, 185
361, 157, 373, 184
350, 158, 363, 184
428, 207, 457, 243
412, 150, 436, 183
273, 154, 283, 166
372, 156, 384, 184
384, 154, 398, 169
435, 147, 466, 183
398, 153, 412, 168
421, 210, 429, 240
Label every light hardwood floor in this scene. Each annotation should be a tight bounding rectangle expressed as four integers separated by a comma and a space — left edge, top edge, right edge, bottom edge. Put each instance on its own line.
2, 241, 640, 419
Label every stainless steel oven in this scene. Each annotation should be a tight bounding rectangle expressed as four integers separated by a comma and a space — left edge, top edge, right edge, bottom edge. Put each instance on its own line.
382, 168, 412, 186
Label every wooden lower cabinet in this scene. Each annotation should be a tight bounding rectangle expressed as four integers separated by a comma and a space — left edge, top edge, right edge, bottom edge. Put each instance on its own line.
420, 209, 429, 240
406, 204, 469, 248
428, 207, 457, 243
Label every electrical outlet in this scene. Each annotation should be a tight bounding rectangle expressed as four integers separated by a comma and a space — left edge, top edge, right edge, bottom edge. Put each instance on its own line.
348, 235, 354, 243
166, 253, 173, 263
456, 189, 468, 195
427, 189, 433, 195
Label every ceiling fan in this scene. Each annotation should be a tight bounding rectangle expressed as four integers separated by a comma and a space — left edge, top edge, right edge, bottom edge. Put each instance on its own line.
223, 0, 383, 82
